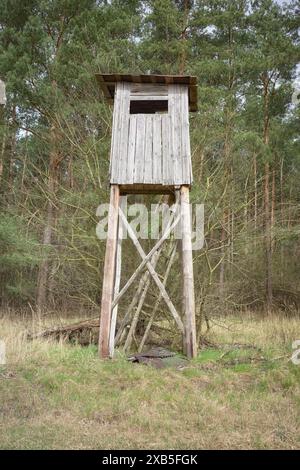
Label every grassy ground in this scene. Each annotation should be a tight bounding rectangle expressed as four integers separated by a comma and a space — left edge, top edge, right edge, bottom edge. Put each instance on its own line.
0, 313, 299, 449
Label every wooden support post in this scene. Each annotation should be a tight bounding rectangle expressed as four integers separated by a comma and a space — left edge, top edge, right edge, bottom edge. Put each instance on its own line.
108, 196, 126, 358
180, 185, 197, 358
99, 185, 120, 358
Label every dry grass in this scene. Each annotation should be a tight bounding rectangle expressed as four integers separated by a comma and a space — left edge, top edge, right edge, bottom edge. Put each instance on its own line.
0, 312, 300, 449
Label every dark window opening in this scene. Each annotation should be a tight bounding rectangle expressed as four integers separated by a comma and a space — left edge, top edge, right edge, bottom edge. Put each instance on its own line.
130, 99, 168, 114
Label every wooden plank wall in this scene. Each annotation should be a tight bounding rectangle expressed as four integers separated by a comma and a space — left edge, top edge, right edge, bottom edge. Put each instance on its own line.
110, 83, 192, 186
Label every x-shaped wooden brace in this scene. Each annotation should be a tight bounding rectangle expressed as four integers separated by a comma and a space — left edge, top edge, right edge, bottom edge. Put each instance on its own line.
112, 203, 184, 333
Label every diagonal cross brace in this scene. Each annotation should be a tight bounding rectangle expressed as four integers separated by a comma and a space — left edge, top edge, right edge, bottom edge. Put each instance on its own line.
113, 197, 178, 346
111, 203, 180, 310
118, 209, 184, 333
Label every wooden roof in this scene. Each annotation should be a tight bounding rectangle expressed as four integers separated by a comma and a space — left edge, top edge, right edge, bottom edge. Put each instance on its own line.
95, 73, 198, 112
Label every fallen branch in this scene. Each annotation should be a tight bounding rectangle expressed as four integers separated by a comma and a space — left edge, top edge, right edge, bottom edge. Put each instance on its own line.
27, 317, 99, 342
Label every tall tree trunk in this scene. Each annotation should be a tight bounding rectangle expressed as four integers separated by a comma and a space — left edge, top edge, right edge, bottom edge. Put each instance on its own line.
219, 211, 227, 299
0, 102, 6, 183
198, 149, 204, 184
219, 23, 235, 294
36, 199, 54, 311
280, 157, 284, 282
179, 0, 189, 74
36, 20, 66, 312
0, 106, 16, 197
244, 174, 249, 256
271, 169, 276, 251
253, 153, 257, 233
262, 74, 273, 312
0, 126, 6, 184
36, 123, 59, 312
264, 161, 272, 311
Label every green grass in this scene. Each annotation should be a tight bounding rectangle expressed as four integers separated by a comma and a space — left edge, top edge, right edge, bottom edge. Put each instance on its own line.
0, 314, 300, 449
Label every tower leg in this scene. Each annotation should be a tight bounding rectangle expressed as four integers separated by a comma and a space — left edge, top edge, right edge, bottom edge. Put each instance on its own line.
99, 185, 120, 358
109, 196, 126, 358
180, 185, 197, 358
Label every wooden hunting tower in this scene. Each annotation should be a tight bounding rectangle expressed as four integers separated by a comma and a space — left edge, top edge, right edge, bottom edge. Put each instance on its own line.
96, 74, 198, 359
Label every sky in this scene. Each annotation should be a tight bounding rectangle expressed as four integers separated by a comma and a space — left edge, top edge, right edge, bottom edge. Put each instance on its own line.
274, 0, 294, 4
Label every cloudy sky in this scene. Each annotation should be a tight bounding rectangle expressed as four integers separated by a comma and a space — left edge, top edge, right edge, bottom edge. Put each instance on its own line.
274, 0, 293, 4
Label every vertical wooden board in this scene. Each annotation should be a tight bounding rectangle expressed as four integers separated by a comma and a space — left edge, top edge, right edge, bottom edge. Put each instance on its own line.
110, 84, 121, 183
112, 82, 126, 183
168, 85, 174, 185
177, 85, 184, 184
181, 86, 192, 184
143, 116, 153, 183
115, 82, 126, 182
168, 113, 174, 185
134, 114, 146, 183
180, 86, 186, 182
161, 114, 170, 184
179, 86, 185, 183
127, 115, 137, 184
166, 85, 175, 184
117, 82, 131, 184
171, 85, 182, 185
153, 115, 162, 184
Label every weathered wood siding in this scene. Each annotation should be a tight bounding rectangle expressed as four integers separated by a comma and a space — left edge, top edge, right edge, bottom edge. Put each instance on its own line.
110, 83, 192, 185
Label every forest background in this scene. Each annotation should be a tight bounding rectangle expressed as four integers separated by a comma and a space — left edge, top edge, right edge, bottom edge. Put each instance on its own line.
0, 0, 299, 333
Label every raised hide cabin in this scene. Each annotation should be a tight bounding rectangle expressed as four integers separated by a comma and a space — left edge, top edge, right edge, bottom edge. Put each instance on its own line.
96, 74, 197, 192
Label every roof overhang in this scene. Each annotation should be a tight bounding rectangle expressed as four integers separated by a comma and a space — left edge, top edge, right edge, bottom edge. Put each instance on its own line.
95, 73, 198, 112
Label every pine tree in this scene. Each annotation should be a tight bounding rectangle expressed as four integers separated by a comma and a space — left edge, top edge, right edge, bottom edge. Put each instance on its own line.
243, 0, 299, 310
